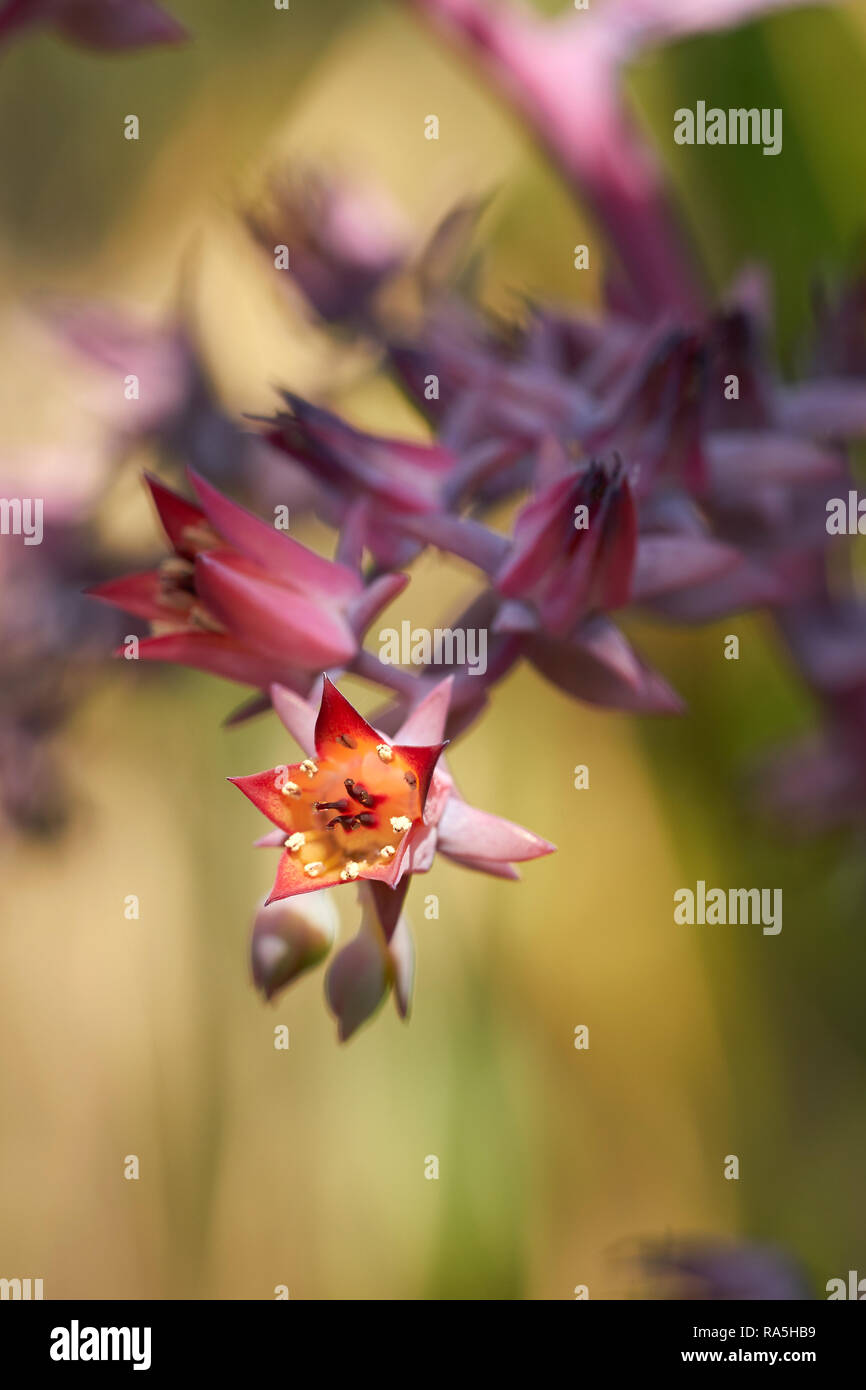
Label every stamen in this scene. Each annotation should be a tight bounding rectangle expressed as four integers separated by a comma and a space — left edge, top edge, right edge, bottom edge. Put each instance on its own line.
344, 778, 374, 807
340, 862, 361, 881
390, 815, 412, 834
336, 733, 357, 749
380, 845, 396, 860
284, 832, 305, 852
299, 759, 318, 778
403, 771, 417, 788
188, 604, 226, 634
303, 862, 325, 878
376, 743, 394, 763
281, 781, 301, 798
314, 799, 350, 813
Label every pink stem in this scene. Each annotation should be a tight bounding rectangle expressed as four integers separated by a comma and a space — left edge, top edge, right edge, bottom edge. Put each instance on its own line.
400, 0, 706, 319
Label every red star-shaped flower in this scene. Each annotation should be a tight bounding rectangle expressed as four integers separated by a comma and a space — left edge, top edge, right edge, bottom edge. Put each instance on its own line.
230, 677, 447, 901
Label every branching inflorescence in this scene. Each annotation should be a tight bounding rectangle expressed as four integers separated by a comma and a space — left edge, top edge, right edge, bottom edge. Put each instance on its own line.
77, 0, 866, 1036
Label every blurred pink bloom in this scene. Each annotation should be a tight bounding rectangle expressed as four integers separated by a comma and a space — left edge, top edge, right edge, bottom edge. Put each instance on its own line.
87, 471, 406, 693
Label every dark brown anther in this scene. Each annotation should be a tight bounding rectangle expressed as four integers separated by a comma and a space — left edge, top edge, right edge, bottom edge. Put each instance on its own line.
356, 812, 377, 828
336, 733, 357, 748
344, 778, 374, 807
315, 798, 350, 813
327, 814, 360, 832
403, 771, 417, 788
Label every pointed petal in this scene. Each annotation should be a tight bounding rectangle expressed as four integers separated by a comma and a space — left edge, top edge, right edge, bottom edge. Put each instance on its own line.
134, 631, 298, 688
144, 474, 207, 557
706, 432, 843, 489
266, 850, 345, 902
394, 676, 454, 745
498, 474, 576, 597
632, 535, 739, 601
398, 510, 509, 573
391, 740, 448, 810
195, 551, 357, 669
270, 682, 318, 756
314, 675, 382, 758
188, 469, 361, 600
229, 767, 301, 834
645, 561, 783, 622
86, 569, 168, 621
437, 796, 555, 864
526, 619, 685, 714
439, 852, 521, 879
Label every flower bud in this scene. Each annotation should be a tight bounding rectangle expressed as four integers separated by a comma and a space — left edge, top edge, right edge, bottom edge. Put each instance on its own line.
250, 891, 338, 1001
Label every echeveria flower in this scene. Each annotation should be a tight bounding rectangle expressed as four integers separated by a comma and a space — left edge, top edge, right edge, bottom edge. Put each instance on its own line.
497, 458, 638, 634
0, 0, 187, 50
231, 675, 449, 900
232, 675, 554, 1038
87, 471, 406, 693
234, 675, 555, 903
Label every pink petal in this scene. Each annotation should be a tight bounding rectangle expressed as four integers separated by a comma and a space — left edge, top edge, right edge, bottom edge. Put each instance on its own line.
706, 432, 843, 489
270, 682, 318, 756
526, 618, 685, 714
436, 796, 556, 864
632, 534, 739, 601
195, 551, 357, 670
134, 631, 299, 688
86, 568, 168, 621
144, 474, 207, 558
394, 676, 454, 745
188, 469, 361, 601
438, 852, 520, 880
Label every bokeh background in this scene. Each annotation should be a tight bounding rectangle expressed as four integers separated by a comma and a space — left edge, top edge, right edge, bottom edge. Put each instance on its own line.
1, 0, 865, 1299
